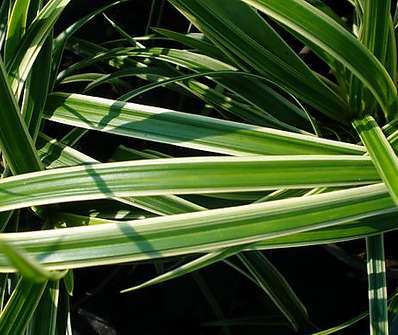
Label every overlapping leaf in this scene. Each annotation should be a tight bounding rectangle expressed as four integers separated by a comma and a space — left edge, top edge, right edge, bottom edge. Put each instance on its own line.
0, 182, 394, 271
242, 0, 398, 120
44, 93, 364, 155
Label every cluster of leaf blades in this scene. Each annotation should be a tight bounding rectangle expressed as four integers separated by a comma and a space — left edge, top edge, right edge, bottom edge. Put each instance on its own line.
1, 0, 398, 333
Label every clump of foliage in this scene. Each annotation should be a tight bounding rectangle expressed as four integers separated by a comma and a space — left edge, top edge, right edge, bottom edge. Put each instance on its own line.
0, 0, 398, 334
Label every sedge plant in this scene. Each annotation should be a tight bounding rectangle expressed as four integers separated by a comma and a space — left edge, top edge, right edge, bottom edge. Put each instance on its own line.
1, 0, 398, 333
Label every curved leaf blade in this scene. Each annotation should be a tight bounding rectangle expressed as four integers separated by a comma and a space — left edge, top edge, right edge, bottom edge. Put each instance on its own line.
44, 93, 365, 155
242, 0, 398, 119
0, 56, 42, 174
366, 235, 389, 335
0, 156, 380, 212
169, 0, 348, 121
121, 246, 244, 293
0, 183, 394, 271
354, 115, 398, 205
0, 278, 47, 335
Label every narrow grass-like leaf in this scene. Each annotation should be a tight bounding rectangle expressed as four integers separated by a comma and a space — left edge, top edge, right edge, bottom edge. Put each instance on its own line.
191, 272, 231, 335
60, 72, 105, 84
25, 0, 43, 24
0, 212, 13, 233
60, 128, 88, 147
44, 203, 398, 247
44, 93, 364, 155
82, 65, 309, 132
114, 69, 313, 132
22, 34, 52, 142
37, 134, 205, 215
169, 0, 348, 121
353, 115, 398, 205
102, 13, 144, 48
0, 274, 8, 311
55, 284, 71, 335
10, 209, 398, 266
385, 18, 397, 85
53, 1, 125, 54
6, 0, 71, 97
111, 144, 168, 161
252, 212, 398, 250
349, 0, 393, 117
61, 45, 313, 131
63, 270, 73, 296
312, 312, 368, 334
153, 28, 225, 60
0, 277, 47, 335
121, 246, 244, 293
116, 70, 305, 128
37, 133, 97, 169
367, 235, 389, 335
57, 46, 134, 80
51, 1, 125, 88
0, 56, 42, 174
361, 0, 391, 70
242, 0, 398, 120
238, 251, 308, 331
0, 183, 395, 271
78, 67, 169, 93
0, 155, 381, 212
27, 280, 59, 335
0, 239, 66, 282
0, 0, 9, 49
4, 0, 30, 63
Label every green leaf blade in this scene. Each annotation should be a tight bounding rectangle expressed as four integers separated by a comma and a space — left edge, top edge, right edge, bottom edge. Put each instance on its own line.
238, 251, 308, 331
4, 0, 30, 63
44, 93, 365, 156
242, 0, 398, 120
0, 183, 394, 271
169, 0, 348, 121
0, 57, 42, 174
0, 278, 47, 335
0, 155, 381, 212
367, 235, 389, 335
353, 115, 398, 205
